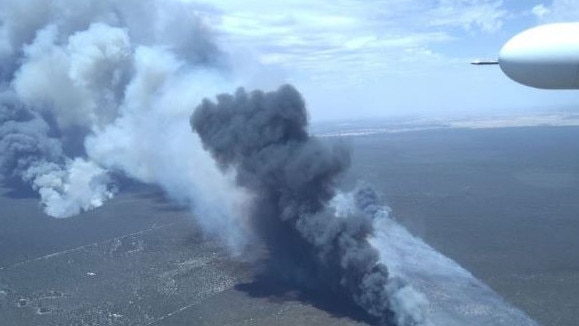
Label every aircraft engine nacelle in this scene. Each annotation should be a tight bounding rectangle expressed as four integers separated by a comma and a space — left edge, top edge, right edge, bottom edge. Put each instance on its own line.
499, 23, 579, 89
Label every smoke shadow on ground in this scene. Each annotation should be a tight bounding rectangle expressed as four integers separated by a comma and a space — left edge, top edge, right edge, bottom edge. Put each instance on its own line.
235, 273, 389, 326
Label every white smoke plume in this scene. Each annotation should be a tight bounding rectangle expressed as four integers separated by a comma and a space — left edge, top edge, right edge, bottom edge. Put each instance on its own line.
0, 0, 249, 230
332, 187, 538, 326
331, 187, 431, 325
22, 158, 116, 218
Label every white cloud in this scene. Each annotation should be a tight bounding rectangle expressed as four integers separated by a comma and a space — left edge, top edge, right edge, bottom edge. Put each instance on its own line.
532, 0, 579, 22
190, 0, 508, 92
428, 0, 507, 33
183, 0, 579, 121
532, 4, 551, 20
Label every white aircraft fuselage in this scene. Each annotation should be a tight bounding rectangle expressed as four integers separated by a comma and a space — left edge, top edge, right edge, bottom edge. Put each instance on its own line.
498, 22, 579, 89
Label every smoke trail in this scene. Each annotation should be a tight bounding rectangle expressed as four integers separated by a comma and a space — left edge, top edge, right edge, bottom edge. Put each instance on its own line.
332, 185, 538, 326
192, 85, 429, 324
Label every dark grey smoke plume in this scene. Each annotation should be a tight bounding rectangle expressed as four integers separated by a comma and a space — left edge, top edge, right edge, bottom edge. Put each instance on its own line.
0, 92, 63, 177
192, 85, 393, 321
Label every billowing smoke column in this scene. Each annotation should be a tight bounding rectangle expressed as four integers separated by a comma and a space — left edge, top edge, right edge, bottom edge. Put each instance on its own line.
0, 0, 239, 219
192, 85, 395, 322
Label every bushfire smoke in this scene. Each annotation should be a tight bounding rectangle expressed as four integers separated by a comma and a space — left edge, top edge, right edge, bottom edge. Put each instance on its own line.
192, 85, 427, 324
0, 1, 536, 325
0, 0, 245, 225
0, 0, 431, 323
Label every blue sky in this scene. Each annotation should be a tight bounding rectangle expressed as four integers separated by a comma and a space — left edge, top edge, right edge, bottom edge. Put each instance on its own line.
193, 0, 579, 121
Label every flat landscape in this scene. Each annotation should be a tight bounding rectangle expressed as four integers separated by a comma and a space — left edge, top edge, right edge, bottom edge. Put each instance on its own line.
1, 124, 579, 325
0, 183, 367, 326
345, 125, 579, 326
